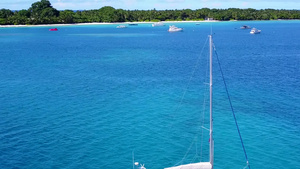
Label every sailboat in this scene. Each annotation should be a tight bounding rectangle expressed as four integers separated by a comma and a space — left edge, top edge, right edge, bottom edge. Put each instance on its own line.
164, 34, 251, 169
164, 35, 214, 169
131, 34, 250, 169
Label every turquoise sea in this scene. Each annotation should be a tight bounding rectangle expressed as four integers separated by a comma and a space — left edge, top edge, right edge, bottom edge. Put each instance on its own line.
0, 20, 299, 169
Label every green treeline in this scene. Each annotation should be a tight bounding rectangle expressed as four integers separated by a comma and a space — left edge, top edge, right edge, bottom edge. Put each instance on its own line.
1, 0, 300, 25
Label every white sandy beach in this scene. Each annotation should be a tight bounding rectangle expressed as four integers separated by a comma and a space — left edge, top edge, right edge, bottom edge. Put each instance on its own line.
0, 20, 220, 28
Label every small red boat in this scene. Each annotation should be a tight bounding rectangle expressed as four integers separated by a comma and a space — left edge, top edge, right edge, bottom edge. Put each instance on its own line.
49, 28, 58, 31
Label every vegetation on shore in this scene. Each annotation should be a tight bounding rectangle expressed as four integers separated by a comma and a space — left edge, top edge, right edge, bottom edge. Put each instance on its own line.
1, 0, 300, 25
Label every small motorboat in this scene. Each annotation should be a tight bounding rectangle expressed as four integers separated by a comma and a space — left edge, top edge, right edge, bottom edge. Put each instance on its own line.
152, 22, 164, 27
240, 25, 251, 29
49, 28, 58, 31
250, 28, 261, 34
168, 25, 183, 32
116, 25, 127, 28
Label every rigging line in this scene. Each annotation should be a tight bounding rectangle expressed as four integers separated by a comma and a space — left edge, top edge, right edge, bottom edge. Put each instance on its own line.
174, 136, 197, 166
200, 48, 210, 162
173, 37, 209, 114
200, 76, 210, 162
132, 150, 134, 169
213, 43, 251, 169
172, 37, 210, 167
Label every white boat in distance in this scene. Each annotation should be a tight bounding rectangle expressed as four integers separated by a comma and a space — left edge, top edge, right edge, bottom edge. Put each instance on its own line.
152, 22, 164, 27
250, 28, 261, 34
116, 25, 127, 28
168, 25, 183, 32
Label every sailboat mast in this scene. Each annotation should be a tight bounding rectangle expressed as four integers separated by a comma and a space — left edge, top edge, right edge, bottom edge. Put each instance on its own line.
164, 35, 214, 169
209, 35, 214, 168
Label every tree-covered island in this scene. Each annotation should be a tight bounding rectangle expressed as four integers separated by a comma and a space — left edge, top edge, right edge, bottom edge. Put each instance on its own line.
1, 0, 299, 25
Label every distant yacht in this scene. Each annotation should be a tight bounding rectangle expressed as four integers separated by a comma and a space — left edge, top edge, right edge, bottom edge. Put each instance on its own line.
250, 28, 261, 34
116, 25, 127, 28
168, 25, 183, 32
152, 22, 164, 27
240, 25, 251, 29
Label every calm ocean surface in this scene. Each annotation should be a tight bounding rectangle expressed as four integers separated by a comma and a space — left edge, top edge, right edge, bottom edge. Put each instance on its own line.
0, 20, 299, 169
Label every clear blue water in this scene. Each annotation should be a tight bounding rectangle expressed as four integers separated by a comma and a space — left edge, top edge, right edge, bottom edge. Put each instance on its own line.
0, 21, 299, 169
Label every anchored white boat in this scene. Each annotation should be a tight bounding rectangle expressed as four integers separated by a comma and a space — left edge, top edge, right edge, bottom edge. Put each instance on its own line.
152, 22, 164, 27
168, 25, 183, 32
116, 25, 127, 28
250, 28, 261, 34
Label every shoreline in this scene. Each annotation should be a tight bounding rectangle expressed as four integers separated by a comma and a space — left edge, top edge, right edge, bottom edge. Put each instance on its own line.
0, 19, 299, 28
0, 20, 220, 28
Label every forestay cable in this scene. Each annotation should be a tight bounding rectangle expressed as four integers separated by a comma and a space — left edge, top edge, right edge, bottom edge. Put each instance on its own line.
213, 43, 251, 169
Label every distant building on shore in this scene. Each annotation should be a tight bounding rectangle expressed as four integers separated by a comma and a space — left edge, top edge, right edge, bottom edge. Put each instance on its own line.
205, 17, 214, 21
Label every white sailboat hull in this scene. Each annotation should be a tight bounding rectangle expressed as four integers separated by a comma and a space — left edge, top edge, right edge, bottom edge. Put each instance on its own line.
164, 162, 212, 169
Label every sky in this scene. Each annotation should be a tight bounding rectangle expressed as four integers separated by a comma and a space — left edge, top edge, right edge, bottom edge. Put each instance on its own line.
1, 0, 299, 10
